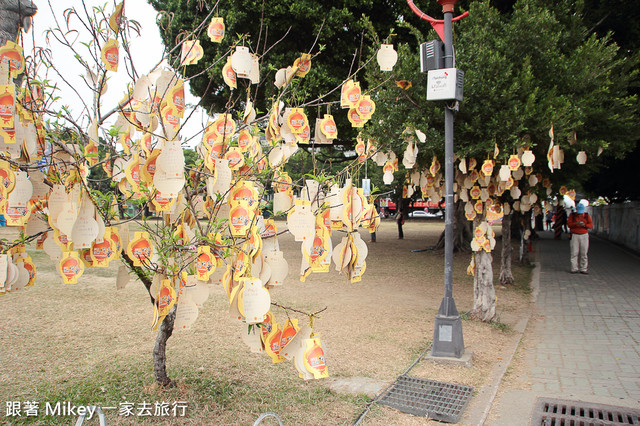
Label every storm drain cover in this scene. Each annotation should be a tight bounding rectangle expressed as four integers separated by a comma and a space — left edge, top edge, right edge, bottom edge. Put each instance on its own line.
377, 375, 473, 423
531, 397, 640, 425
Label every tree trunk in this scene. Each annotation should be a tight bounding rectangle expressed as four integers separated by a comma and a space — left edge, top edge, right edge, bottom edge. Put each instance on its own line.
122, 255, 174, 387
519, 211, 531, 265
470, 250, 496, 322
0, 0, 37, 85
533, 212, 543, 232
433, 200, 472, 251
153, 308, 177, 387
499, 213, 514, 285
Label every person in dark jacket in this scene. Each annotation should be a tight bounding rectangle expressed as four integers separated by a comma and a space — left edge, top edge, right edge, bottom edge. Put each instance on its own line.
567, 203, 593, 274
396, 209, 404, 239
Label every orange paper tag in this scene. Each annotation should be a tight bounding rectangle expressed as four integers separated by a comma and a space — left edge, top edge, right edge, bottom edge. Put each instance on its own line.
100, 39, 119, 72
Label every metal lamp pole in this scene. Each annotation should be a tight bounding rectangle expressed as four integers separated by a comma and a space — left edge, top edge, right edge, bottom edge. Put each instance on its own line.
431, 0, 465, 358
407, 0, 465, 358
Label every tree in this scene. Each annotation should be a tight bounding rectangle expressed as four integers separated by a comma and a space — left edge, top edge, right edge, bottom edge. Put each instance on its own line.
359, 0, 639, 320
2, 1, 383, 387
0, 0, 36, 47
149, 0, 400, 140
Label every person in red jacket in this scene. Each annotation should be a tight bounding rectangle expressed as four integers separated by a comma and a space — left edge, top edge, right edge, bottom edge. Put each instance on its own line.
567, 203, 593, 274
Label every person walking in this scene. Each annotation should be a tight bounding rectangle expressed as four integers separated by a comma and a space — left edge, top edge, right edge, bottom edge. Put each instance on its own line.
567, 203, 593, 274
545, 210, 553, 231
396, 209, 404, 239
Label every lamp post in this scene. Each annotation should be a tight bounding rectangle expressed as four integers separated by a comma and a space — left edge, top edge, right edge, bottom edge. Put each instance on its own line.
407, 0, 466, 358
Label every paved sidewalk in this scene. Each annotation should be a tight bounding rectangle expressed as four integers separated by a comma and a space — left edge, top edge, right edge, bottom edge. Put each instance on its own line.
487, 232, 640, 424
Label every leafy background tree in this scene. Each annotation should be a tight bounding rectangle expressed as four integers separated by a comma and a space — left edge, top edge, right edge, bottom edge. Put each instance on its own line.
358, 0, 638, 318
150, 0, 639, 321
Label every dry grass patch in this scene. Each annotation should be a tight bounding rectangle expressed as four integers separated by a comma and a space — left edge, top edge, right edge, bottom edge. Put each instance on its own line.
0, 219, 532, 425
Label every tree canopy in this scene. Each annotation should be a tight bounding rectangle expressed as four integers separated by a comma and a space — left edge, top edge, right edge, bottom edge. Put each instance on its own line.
150, 0, 640, 199
149, 1, 413, 130
360, 0, 639, 199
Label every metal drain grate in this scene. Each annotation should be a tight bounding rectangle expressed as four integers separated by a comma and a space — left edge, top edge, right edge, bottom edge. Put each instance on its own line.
377, 375, 473, 423
531, 397, 640, 425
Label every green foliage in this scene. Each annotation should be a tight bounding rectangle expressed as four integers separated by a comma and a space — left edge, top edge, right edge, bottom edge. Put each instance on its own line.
183, 148, 199, 167
361, 0, 639, 198
148, 0, 426, 145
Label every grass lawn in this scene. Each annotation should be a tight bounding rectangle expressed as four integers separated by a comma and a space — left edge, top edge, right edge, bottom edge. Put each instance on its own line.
0, 219, 533, 425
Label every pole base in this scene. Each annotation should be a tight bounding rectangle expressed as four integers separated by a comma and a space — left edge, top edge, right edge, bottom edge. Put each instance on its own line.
431, 312, 465, 358
423, 350, 473, 368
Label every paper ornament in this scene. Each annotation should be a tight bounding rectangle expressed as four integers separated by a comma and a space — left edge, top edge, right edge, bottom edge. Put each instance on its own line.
181, 40, 204, 66
319, 114, 338, 140
0, 41, 25, 79
60, 251, 84, 284
512, 168, 524, 181
347, 107, 365, 127
101, 39, 119, 72
209, 159, 232, 197
293, 53, 312, 77
264, 322, 287, 363
521, 149, 535, 166
376, 44, 398, 71
576, 151, 587, 165
287, 201, 314, 242
0, 84, 15, 129
70, 202, 99, 249
127, 232, 153, 267
302, 337, 329, 379
7, 171, 31, 208
174, 291, 198, 330
229, 204, 254, 237
231, 46, 253, 76
356, 95, 375, 121
225, 147, 245, 170
239, 277, 270, 324
341, 80, 361, 108
207, 17, 225, 42
109, 2, 124, 33
508, 154, 521, 171
287, 108, 308, 134
240, 323, 263, 353
196, 246, 216, 281
154, 277, 177, 329
481, 159, 493, 176
222, 57, 237, 89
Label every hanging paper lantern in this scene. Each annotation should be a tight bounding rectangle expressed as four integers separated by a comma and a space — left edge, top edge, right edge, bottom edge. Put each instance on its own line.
508, 154, 521, 171
231, 46, 253, 76
376, 44, 398, 72
481, 159, 493, 177
180, 40, 203, 66
293, 53, 312, 77
101, 39, 119, 72
576, 151, 587, 165
341, 80, 361, 108
207, 17, 225, 42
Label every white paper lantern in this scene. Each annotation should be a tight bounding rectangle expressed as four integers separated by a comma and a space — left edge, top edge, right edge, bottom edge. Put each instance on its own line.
521, 150, 535, 166
231, 46, 253, 76
376, 44, 398, 71
499, 165, 511, 181
576, 151, 587, 165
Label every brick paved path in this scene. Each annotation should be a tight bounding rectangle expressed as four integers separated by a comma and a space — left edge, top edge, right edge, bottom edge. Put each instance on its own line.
528, 233, 640, 403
